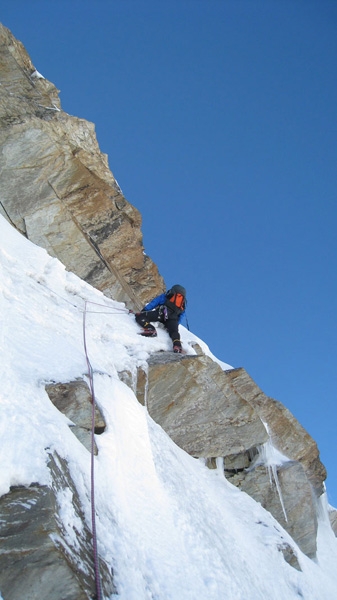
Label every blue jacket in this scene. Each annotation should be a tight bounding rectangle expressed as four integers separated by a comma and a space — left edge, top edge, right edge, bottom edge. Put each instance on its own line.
144, 293, 185, 324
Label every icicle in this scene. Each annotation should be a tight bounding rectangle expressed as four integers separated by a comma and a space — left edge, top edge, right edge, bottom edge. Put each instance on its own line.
216, 456, 224, 476
251, 422, 289, 523
130, 365, 138, 394
271, 463, 288, 523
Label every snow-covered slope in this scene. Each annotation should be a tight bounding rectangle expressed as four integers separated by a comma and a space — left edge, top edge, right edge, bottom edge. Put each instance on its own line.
1, 214, 337, 600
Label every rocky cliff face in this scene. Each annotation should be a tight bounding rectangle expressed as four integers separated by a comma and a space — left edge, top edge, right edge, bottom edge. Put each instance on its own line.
0, 23, 164, 309
0, 23, 333, 598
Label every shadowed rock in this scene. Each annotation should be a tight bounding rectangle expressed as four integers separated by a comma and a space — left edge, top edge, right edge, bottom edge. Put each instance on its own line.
0, 453, 116, 599
228, 459, 317, 558
225, 368, 326, 496
46, 380, 106, 453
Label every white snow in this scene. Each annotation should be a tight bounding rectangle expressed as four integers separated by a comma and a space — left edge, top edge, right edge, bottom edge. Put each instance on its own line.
31, 69, 45, 79
1, 214, 337, 599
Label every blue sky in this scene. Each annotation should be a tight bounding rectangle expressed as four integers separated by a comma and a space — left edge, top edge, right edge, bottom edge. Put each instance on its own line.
2, 1, 337, 504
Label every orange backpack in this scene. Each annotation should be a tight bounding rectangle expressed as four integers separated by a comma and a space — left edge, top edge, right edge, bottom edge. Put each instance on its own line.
168, 292, 185, 311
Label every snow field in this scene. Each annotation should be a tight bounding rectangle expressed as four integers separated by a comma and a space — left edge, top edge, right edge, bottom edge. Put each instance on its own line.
1, 215, 337, 599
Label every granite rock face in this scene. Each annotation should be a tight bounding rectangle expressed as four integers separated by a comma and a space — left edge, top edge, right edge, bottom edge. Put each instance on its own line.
0, 23, 164, 309
135, 354, 327, 559
0, 454, 116, 600
137, 353, 268, 457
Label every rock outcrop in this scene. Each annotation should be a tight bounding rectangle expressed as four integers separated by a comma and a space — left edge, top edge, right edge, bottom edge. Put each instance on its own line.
136, 353, 268, 457
134, 353, 326, 559
226, 368, 326, 496
0, 454, 116, 600
0, 23, 164, 309
46, 380, 106, 454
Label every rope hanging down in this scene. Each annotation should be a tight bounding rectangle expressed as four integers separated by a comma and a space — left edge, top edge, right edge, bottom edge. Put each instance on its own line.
35, 279, 188, 595
82, 301, 103, 600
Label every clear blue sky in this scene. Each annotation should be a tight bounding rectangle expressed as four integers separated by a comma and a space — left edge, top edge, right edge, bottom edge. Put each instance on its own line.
2, 1, 337, 504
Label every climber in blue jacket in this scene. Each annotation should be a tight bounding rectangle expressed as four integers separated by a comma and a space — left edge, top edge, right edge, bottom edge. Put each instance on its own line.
135, 284, 186, 353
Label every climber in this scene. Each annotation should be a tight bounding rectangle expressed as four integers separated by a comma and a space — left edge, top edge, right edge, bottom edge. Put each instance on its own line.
135, 285, 187, 353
